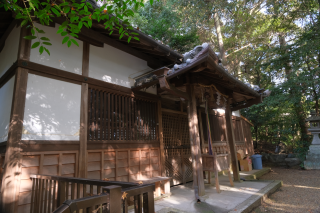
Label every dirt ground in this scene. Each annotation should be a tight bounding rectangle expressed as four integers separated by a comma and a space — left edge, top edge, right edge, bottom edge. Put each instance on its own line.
251, 164, 320, 213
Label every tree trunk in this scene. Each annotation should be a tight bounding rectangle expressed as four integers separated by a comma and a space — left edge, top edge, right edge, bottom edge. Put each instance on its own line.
213, 12, 227, 67
279, 33, 309, 142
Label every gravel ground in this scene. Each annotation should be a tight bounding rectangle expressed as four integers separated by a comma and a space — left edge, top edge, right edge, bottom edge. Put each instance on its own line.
251, 165, 320, 213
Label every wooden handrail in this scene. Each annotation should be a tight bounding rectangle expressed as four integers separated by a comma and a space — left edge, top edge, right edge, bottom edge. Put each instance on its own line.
30, 174, 155, 213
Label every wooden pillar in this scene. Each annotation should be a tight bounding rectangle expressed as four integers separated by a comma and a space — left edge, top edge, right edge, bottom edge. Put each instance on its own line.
157, 100, 166, 176
198, 108, 206, 154
1, 26, 31, 213
79, 42, 90, 178
225, 98, 240, 182
186, 81, 205, 198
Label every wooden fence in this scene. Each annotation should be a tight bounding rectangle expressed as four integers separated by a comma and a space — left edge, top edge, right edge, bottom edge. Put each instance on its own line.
30, 174, 155, 213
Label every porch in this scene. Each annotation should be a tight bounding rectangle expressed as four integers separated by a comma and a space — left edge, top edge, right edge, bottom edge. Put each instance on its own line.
130, 169, 281, 213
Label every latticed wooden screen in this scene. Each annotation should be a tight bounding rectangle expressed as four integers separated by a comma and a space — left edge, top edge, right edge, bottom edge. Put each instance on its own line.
201, 112, 226, 142
88, 87, 157, 141
162, 113, 193, 185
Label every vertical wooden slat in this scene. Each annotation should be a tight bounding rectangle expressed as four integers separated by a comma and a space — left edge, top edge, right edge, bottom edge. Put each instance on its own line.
147, 102, 150, 140
129, 97, 132, 140
100, 91, 103, 140
108, 93, 111, 140
122, 96, 125, 140
52, 180, 56, 211
47, 180, 52, 213
83, 184, 86, 197
34, 179, 39, 213
158, 100, 165, 176
77, 183, 80, 199
30, 178, 35, 213
111, 94, 114, 140
101, 151, 104, 180
104, 92, 107, 140
143, 101, 147, 140
115, 151, 118, 180
71, 183, 75, 200
95, 90, 98, 140
115, 95, 118, 140
39, 179, 44, 213
134, 194, 142, 213
43, 179, 48, 213
137, 100, 141, 140
126, 97, 129, 140
133, 99, 137, 140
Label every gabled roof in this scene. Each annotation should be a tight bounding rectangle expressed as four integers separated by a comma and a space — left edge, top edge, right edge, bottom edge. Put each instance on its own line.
132, 43, 270, 110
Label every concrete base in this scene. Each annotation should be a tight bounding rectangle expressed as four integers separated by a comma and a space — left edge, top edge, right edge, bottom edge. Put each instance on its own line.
304, 145, 320, 169
129, 169, 281, 213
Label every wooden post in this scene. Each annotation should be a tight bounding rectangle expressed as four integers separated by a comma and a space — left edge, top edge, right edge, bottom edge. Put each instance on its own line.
79, 42, 90, 178
158, 100, 166, 177
186, 80, 205, 198
225, 98, 240, 182
103, 185, 122, 213
1, 26, 31, 213
198, 108, 206, 154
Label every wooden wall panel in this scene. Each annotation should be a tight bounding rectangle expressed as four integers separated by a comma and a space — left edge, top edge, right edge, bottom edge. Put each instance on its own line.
87, 148, 160, 183
16, 151, 78, 213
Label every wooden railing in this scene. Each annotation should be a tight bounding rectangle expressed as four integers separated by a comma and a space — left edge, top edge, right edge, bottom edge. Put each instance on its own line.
29, 174, 155, 213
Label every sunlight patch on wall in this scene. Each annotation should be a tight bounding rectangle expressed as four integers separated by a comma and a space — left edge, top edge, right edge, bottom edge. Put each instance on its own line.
22, 74, 81, 140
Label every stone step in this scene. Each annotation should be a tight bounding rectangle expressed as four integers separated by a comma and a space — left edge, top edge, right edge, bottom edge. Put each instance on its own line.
304, 160, 320, 169
306, 153, 320, 161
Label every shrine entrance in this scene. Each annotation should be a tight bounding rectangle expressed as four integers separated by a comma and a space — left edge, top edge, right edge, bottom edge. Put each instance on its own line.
162, 111, 193, 186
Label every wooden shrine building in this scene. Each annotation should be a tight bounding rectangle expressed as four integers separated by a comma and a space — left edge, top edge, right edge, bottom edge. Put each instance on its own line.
0, 5, 268, 213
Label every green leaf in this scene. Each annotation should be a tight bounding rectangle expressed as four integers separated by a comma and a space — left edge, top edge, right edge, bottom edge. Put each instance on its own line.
84, 5, 88, 12
40, 37, 50, 41
63, 6, 70, 14
83, 22, 89, 28
128, 36, 132, 43
43, 42, 52, 46
70, 39, 79, 47
133, 37, 139, 41
150, 0, 154, 5
67, 40, 72, 47
24, 35, 37, 40
32, 42, 40, 49
109, 31, 113, 35
61, 31, 68, 36
31, 28, 35, 36
21, 20, 28, 27
39, 46, 44, 54
44, 47, 50, 56
70, 33, 78, 38
51, 8, 61, 17
78, 21, 83, 29
36, 28, 45, 33
62, 36, 70, 44
57, 28, 64, 34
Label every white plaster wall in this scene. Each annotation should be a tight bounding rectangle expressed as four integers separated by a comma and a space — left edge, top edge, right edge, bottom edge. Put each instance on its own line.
0, 26, 20, 78
30, 23, 83, 75
0, 76, 15, 142
89, 44, 152, 88
22, 74, 81, 140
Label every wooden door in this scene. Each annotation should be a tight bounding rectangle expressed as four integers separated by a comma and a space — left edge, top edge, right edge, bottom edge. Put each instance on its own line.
162, 112, 193, 185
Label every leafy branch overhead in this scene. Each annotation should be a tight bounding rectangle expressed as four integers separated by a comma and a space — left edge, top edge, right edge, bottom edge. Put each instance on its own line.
0, 0, 158, 55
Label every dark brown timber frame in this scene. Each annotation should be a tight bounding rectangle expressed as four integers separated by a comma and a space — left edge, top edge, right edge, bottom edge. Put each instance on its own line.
1, 26, 31, 213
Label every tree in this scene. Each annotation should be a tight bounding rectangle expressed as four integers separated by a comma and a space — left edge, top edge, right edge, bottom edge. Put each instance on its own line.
0, 0, 154, 55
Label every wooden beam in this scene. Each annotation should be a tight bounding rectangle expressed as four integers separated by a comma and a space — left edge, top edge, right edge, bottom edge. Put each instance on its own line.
157, 100, 166, 176
79, 42, 90, 178
1, 68, 29, 213
79, 83, 88, 178
225, 97, 240, 182
1, 25, 31, 213
231, 96, 262, 111
186, 79, 205, 198
157, 69, 189, 101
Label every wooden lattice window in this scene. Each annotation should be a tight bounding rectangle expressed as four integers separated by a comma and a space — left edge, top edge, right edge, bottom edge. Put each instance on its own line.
88, 88, 157, 141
